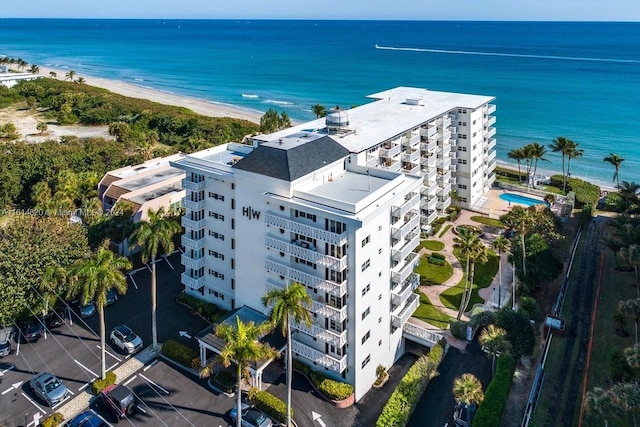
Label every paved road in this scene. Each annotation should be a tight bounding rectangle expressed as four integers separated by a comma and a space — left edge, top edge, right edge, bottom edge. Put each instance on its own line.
407, 340, 492, 427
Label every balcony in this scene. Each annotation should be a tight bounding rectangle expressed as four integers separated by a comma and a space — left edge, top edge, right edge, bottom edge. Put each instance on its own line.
312, 300, 348, 322
391, 192, 420, 219
450, 177, 457, 186
486, 138, 497, 151
420, 154, 437, 169
181, 253, 205, 270
403, 163, 420, 176
486, 161, 497, 174
181, 216, 206, 230
381, 159, 401, 172
450, 152, 457, 160
484, 127, 496, 139
181, 273, 205, 290
420, 141, 437, 153
437, 170, 452, 184
486, 116, 496, 127
366, 155, 378, 167
391, 274, 419, 307
183, 199, 205, 211
264, 212, 348, 246
182, 179, 205, 191
437, 198, 452, 211
402, 150, 420, 164
182, 235, 205, 251
392, 253, 419, 285
449, 126, 457, 135
402, 133, 420, 147
421, 196, 437, 212
292, 321, 347, 347
264, 260, 347, 297
265, 236, 347, 271
392, 232, 420, 262
380, 143, 401, 158
484, 151, 497, 164
291, 339, 347, 374
403, 321, 444, 346
421, 210, 438, 225
391, 292, 420, 328
486, 104, 497, 115
450, 164, 458, 173
437, 183, 452, 197
391, 210, 420, 241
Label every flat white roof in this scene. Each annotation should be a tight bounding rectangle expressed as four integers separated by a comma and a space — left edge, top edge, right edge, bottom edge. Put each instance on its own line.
110, 153, 186, 179
254, 87, 494, 153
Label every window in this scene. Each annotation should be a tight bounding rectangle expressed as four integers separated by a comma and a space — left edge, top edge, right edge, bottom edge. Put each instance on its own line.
208, 269, 224, 280
231, 259, 235, 269
361, 330, 370, 345
295, 257, 316, 268
361, 307, 370, 320
458, 146, 467, 152
208, 192, 225, 201
231, 239, 235, 250
231, 183, 235, 190
208, 230, 225, 241
361, 259, 370, 272
231, 199, 235, 209
457, 134, 467, 140
378, 317, 382, 323
208, 289, 225, 301
208, 250, 225, 260
296, 210, 317, 222
362, 355, 371, 369
457, 184, 468, 190
457, 159, 467, 165
361, 284, 370, 297
231, 279, 235, 290
378, 294, 382, 300
379, 271, 382, 277
208, 211, 224, 221
378, 225, 382, 231
361, 235, 370, 247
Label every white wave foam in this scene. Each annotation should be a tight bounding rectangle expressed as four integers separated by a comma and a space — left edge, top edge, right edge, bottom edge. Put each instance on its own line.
263, 99, 294, 106
134, 78, 144, 82
241, 93, 259, 98
374, 44, 640, 64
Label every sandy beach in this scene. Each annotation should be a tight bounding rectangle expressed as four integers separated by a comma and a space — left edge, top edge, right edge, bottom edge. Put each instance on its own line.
35, 65, 263, 124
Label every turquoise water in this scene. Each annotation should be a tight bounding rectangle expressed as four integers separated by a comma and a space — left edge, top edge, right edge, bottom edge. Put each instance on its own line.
0, 19, 638, 186
499, 193, 547, 207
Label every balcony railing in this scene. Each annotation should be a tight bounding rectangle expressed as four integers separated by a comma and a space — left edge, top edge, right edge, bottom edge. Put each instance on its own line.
403, 164, 420, 176
421, 210, 438, 225
391, 210, 420, 241
181, 273, 205, 290
484, 127, 496, 139
391, 293, 420, 328
292, 321, 347, 347
265, 236, 348, 271
420, 154, 437, 169
486, 104, 497, 115
437, 183, 452, 197
312, 300, 348, 322
183, 199, 205, 211
381, 159, 402, 172
391, 192, 420, 219
420, 141, 437, 153
264, 212, 348, 246
402, 150, 421, 164
182, 235, 205, 251
264, 259, 347, 297
486, 116, 496, 127
182, 179, 205, 191
181, 216, 206, 230
366, 155, 378, 167
392, 253, 419, 285
392, 232, 420, 262
437, 198, 452, 211
391, 274, 419, 307
486, 138, 497, 151
380, 143, 401, 158
442, 116, 452, 127
421, 197, 438, 212
484, 151, 497, 164
181, 253, 205, 270
403, 322, 444, 346
291, 339, 347, 373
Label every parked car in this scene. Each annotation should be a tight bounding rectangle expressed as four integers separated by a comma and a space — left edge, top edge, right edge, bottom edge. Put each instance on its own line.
453, 402, 477, 427
0, 327, 16, 357
109, 325, 143, 354
230, 403, 273, 427
98, 384, 137, 422
65, 409, 106, 427
76, 300, 96, 318
45, 308, 67, 329
29, 372, 70, 407
17, 318, 44, 343
106, 289, 118, 306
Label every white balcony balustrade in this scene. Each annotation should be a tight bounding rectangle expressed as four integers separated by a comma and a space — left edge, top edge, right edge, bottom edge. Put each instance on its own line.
391, 293, 420, 328
264, 212, 348, 246
181, 273, 205, 290
291, 339, 347, 373
182, 179, 205, 191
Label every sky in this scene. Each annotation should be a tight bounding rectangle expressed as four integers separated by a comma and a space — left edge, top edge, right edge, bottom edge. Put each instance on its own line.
2, 0, 640, 21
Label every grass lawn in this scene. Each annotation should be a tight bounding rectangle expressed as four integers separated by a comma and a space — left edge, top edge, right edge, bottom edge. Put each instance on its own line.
470, 215, 504, 228
439, 250, 498, 310
418, 240, 445, 252
412, 290, 452, 329
415, 254, 453, 285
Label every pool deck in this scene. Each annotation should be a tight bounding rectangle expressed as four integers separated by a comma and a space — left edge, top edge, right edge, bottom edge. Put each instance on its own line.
479, 188, 545, 215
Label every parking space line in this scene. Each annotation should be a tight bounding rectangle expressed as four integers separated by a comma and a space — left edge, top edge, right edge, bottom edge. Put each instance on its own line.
107, 362, 120, 373
79, 379, 97, 392
140, 374, 169, 395
127, 274, 139, 290
143, 359, 158, 371
97, 345, 122, 362
0, 365, 14, 376
163, 256, 175, 270
137, 406, 147, 414
21, 392, 46, 415
124, 375, 137, 386
74, 360, 99, 378
51, 394, 72, 410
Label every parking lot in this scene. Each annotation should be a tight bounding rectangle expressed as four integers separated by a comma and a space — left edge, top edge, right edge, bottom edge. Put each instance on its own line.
0, 253, 211, 427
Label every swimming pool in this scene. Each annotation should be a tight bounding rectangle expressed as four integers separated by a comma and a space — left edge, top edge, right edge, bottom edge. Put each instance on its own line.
499, 192, 547, 207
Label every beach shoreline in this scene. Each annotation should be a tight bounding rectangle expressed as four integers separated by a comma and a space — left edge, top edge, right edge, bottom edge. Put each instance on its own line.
34, 65, 263, 124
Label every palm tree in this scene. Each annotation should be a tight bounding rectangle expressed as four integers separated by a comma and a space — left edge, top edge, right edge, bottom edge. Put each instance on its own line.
49, 71, 57, 78
602, 237, 624, 270
41, 266, 68, 319
620, 245, 640, 297
507, 148, 526, 184
65, 70, 76, 82
610, 382, 640, 427
66, 245, 131, 379
549, 136, 574, 194
76, 77, 86, 84
619, 298, 640, 345
463, 241, 489, 316
603, 153, 625, 190
129, 208, 181, 350
201, 316, 278, 427
27, 64, 40, 75
479, 325, 508, 377
452, 373, 485, 407
312, 104, 326, 118
454, 228, 482, 320
522, 144, 535, 188
566, 142, 584, 185
492, 236, 510, 309
261, 283, 312, 427
501, 206, 533, 278
544, 194, 556, 206
624, 344, 640, 369
585, 387, 616, 427
528, 142, 548, 187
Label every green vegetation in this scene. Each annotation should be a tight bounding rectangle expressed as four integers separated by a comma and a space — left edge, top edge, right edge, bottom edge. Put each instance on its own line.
253, 390, 292, 423
418, 239, 445, 251
91, 371, 117, 394
473, 355, 516, 427
41, 412, 64, 427
413, 291, 451, 329
293, 360, 354, 401
550, 175, 600, 207
438, 224, 453, 238
177, 292, 228, 323
161, 340, 200, 367
415, 254, 453, 286
439, 250, 498, 311
211, 370, 236, 394
496, 166, 528, 183
471, 215, 504, 228
376, 341, 445, 427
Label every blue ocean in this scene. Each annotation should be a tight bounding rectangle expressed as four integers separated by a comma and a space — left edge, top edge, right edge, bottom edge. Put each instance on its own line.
1, 19, 639, 186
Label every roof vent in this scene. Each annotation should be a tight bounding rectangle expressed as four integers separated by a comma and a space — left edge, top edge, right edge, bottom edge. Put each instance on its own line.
406, 97, 424, 106
325, 106, 355, 136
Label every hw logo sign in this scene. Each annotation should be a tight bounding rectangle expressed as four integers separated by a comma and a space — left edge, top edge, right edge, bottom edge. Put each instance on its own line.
242, 206, 261, 220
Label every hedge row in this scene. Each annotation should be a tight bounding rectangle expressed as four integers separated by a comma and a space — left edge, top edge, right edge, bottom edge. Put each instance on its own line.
473, 354, 516, 427
41, 412, 64, 427
496, 166, 528, 181
254, 390, 292, 423
177, 292, 228, 322
293, 360, 354, 401
162, 340, 200, 368
376, 341, 445, 427
431, 252, 446, 260
428, 257, 446, 266
550, 175, 600, 207
91, 371, 117, 394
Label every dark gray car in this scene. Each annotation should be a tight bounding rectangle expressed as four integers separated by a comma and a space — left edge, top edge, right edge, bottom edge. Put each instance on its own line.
0, 327, 16, 357
29, 372, 70, 407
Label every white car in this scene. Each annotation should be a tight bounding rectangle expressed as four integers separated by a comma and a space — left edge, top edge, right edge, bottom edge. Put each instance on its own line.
109, 325, 143, 354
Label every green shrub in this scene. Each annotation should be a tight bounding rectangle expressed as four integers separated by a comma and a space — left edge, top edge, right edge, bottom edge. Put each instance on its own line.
435, 217, 447, 225
431, 252, 446, 260
450, 320, 469, 340
41, 412, 64, 427
376, 342, 445, 427
473, 355, 516, 427
293, 359, 311, 377
470, 310, 497, 331
254, 390, 292, 423
212, 369, 236, 394
91, 371, 117, 394
310, 371, 354, 401
162, 340, 199, 367
496, 166, 527, 182
550, 175, 600, 207
177, 293, 227, 322
427, 340, 445, 362
439, 224, 453, 238
428, 257, 446, 266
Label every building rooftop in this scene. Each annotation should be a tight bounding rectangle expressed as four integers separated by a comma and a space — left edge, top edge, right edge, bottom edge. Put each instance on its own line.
119, 167, 184, 192
129, 182, 183, 204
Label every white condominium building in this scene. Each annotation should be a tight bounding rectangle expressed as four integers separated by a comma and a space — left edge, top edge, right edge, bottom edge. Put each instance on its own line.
171, 87, 496, 400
